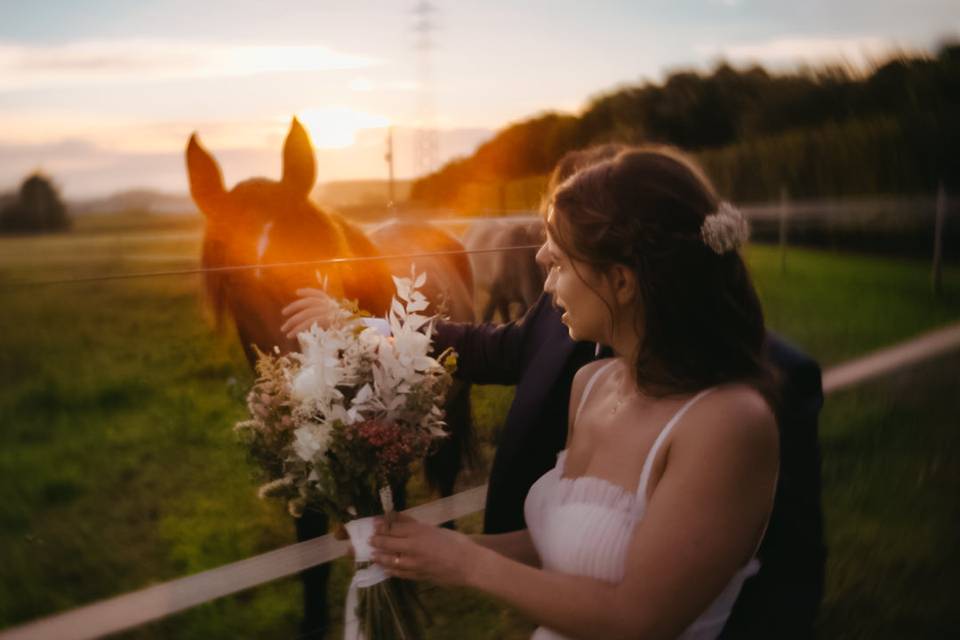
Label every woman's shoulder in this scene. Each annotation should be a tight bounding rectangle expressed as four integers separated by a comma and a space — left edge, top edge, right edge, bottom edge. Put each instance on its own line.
677, 383, 778, 459
575, 357, 616, 383
568, 358, 616, 422
571, 357, 616, 397
705, 383, 774, 418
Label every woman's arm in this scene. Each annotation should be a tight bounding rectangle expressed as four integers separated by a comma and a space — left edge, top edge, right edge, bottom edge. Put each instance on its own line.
472, 529, 541, 567
371, 387, 779, 640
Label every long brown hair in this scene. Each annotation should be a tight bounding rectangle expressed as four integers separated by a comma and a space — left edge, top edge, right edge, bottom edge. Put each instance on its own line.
547, 145, 774, 400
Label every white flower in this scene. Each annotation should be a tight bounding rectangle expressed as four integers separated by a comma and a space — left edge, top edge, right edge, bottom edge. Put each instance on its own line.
292, 423, 333, 462
291, 325, 350, 410
350, 383, 383, 416
391, 323, 434, 372
700, 201, 749, 254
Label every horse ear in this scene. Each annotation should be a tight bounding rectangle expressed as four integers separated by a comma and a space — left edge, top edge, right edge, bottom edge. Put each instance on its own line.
186, 133, 226, 216
281, 117, 317, 197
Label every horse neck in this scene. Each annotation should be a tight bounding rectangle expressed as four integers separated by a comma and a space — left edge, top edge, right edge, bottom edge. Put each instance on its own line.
227, 282, 297, 367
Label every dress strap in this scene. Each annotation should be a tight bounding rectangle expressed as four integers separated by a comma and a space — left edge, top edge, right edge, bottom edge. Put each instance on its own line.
636, 387, 717, 497
572, 360, 618, 429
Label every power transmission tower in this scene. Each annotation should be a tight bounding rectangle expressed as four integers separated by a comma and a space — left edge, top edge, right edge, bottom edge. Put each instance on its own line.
412, 1, 439, 178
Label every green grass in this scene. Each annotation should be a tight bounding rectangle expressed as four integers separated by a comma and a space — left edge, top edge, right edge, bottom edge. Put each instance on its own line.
746, 244, 960, 365
816, 352, 960, 638
0, 224, 958, 638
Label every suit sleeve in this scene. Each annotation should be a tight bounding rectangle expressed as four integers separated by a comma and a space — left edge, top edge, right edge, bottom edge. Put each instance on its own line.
430, 293, 547, 386
722, 334, 826, 637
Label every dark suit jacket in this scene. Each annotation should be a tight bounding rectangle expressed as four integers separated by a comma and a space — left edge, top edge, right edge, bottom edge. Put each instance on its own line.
433, 292, 826, 638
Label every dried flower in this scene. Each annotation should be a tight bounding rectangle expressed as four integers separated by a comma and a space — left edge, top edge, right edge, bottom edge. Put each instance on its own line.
700, 201, 749, 254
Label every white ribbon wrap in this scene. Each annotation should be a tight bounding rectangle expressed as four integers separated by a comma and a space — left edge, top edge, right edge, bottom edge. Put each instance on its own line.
343, 516, 389, 640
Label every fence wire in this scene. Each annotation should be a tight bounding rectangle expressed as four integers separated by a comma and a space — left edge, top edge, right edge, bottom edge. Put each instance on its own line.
0, 244, 543, 289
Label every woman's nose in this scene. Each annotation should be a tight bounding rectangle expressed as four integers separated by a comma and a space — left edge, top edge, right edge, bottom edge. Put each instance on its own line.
534, 243, 549, 268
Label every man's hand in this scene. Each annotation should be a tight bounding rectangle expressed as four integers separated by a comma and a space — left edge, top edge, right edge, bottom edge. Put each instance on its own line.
280, 288, 341, 339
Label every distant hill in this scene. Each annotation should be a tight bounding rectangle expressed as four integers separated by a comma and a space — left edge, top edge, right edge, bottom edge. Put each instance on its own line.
70, 189, 196, 215
59, 180, 418, 225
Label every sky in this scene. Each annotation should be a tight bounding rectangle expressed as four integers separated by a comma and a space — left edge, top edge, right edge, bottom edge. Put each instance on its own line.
0, 0, 958, 199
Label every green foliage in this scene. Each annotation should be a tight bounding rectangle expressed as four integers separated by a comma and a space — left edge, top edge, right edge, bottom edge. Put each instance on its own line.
700, 114, 960, 202
413, 44, 960, 210
410, 114, 578, 206
1, 173, 71, 234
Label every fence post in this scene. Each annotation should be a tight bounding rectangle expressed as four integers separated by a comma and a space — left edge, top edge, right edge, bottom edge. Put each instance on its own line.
779, 186, 789, 275
933, 182, 946, 297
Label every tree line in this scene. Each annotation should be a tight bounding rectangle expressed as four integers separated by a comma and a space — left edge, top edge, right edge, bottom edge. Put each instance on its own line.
411, 43, 960, 209
1, 174, 71, 233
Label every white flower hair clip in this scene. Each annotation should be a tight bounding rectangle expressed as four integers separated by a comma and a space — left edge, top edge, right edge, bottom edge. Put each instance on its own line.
700, 201, 749, 254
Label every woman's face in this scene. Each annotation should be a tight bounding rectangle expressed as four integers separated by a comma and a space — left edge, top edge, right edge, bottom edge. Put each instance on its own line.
536, 231, 612, 344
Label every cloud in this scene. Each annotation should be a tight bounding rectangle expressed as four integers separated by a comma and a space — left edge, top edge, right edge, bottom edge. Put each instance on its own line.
699, 35, 905, 70
0, 126, 494, 198
0, 38, 382, 91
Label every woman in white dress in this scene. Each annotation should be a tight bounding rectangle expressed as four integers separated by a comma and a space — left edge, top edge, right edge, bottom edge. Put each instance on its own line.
368, 146, 780, 640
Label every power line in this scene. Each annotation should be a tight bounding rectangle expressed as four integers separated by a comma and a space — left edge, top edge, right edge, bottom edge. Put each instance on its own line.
0, 244, 542, 289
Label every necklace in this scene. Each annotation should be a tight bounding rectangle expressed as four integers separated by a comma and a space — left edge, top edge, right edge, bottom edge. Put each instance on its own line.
610, 371, 639, 415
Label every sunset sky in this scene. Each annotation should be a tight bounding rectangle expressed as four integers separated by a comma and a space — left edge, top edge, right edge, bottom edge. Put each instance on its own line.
1, 0, 957, 199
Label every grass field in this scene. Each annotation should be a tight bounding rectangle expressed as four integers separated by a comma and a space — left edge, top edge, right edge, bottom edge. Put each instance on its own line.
0, 216, 958, 638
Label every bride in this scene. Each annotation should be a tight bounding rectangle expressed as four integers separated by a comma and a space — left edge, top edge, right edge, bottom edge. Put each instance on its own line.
366, 146, 779, 640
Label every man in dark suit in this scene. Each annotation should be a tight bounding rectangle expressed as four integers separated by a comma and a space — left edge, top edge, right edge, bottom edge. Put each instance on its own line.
431, 291, 826, 638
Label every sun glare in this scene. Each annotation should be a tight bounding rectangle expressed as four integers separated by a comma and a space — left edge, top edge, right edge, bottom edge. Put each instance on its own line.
297, 107, 390, 149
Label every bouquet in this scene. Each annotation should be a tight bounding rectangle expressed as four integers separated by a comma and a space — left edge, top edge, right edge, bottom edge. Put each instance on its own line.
235, 270, 457, 639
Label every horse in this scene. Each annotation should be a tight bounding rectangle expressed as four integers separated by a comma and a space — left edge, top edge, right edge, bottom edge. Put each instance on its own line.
186, 117, 475, 638
463, 218, 545, 322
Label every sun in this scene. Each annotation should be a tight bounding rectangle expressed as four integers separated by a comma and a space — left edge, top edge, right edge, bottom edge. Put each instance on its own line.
297, 107, 390, 149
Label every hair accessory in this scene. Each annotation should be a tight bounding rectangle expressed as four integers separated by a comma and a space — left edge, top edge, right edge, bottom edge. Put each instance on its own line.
700, 201, 749, 254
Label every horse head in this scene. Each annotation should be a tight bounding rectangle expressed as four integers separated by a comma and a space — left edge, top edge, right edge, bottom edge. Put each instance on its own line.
188, 117, 477, 498
186, 117, 392, 365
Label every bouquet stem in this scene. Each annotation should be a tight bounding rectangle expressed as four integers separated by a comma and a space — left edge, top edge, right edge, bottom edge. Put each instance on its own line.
355, 571, 424, 640
344, 515, 425, 640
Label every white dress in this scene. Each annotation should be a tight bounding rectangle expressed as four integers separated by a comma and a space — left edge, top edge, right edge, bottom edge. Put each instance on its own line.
523, 361, 762, 640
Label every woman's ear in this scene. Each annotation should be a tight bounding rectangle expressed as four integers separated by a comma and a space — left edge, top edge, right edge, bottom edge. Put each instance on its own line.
610, 263, 637, 306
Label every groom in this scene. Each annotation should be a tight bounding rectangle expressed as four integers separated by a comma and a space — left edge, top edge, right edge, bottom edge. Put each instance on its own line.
431, 290, 826, 639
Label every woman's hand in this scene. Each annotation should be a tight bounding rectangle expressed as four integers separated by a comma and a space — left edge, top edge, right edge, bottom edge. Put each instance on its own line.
280, 288, 341, 339
369, 512, 484, 587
